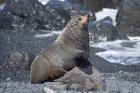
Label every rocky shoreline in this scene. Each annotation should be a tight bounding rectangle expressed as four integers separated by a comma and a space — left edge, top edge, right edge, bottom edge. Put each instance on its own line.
0, 0, 140, 93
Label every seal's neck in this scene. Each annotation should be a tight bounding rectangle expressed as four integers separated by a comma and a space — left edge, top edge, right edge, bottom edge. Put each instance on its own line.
55, 26, 89, 51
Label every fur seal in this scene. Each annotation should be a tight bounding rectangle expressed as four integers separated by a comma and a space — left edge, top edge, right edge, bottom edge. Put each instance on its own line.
30, 15, 90, 84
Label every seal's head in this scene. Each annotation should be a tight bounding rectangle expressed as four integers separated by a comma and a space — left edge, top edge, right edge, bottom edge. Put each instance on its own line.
66, 14, 90, 31
56, 14, 90, 51
56, 14, 90, 52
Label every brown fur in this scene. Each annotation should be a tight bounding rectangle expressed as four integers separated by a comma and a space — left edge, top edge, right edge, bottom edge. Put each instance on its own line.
30, 15, 90, 84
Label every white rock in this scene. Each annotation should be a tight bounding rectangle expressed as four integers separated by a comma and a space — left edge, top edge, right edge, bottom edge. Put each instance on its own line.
38, 0, 50, 5
95, 8, 118, 25
43, 87, 55, 93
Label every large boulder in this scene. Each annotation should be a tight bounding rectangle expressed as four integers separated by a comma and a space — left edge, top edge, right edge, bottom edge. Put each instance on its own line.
89, 17, 120, 43
55, 63, 106, 92
116, 0, 140, 37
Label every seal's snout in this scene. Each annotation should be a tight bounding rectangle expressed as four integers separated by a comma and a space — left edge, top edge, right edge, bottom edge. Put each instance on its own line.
81, 14, 90, 25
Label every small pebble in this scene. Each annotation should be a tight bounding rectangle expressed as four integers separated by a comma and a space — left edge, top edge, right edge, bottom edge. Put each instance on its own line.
6, 77, 11, 81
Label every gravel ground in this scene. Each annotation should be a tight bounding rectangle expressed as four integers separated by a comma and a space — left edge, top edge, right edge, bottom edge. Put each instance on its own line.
0, 72, 140, 93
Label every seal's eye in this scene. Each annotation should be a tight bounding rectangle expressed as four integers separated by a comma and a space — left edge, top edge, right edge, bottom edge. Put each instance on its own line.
78, 17, 82, 21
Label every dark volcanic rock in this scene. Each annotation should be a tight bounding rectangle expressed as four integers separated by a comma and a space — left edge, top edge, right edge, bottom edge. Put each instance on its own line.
69, 0, 122, 12
0, 13, 14, 29
0, 0, 70, 31
116, 0, 140, 37
0, 0, 6, 4
89, 17, 119, 42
